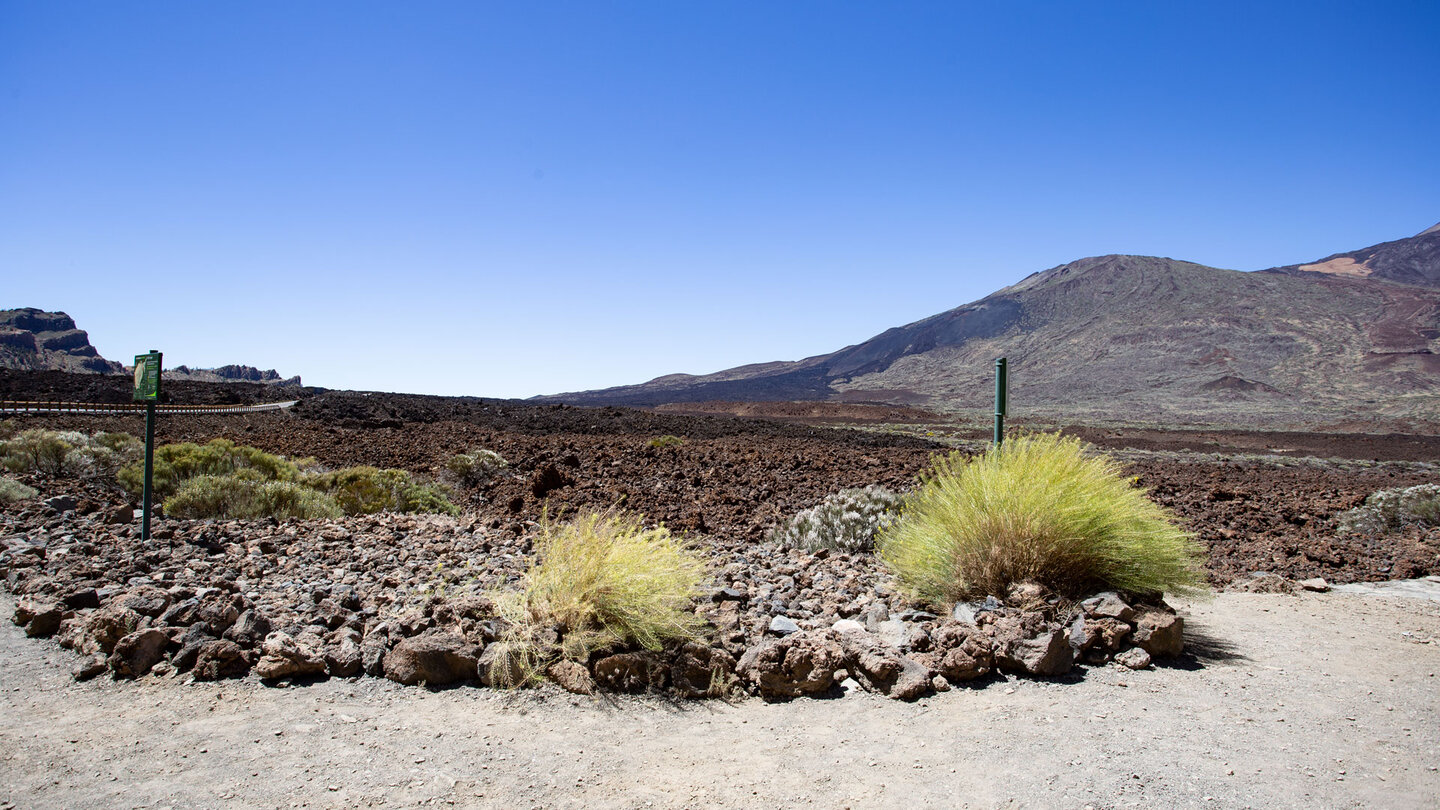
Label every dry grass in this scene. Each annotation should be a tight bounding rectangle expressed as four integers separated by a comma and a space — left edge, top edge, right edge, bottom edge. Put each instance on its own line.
486, 509, 709, 685
879, 432, 1206, 604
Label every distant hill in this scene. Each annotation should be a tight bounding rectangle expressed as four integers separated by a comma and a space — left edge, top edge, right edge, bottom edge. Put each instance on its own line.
0, 307, 300, 386
539, 224, 1440, 428
0, 308, 123, 374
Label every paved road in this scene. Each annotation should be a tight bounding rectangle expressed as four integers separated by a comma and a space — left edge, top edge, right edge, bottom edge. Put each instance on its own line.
0, 400, 297, 415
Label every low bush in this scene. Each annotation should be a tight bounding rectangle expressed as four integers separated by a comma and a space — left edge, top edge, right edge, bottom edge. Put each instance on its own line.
165, 474, 342, 520
118, 438, 302, 499
487, 509, 709, 685
0, 477, 38, 504
647, 435, 685, 449
878, 432, 1205, 604
307, 466, 458, 516
1, 429, 76, 475
769, 485, 904, 552
1, 429, 143, 479
444, 448, 507, 487
1337, 484, 1440, 535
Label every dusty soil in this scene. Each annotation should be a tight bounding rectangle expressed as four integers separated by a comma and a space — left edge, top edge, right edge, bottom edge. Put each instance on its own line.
2, 588, 1437, 809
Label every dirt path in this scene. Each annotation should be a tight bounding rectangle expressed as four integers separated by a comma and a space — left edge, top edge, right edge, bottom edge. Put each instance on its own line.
2, 590, 1437, 810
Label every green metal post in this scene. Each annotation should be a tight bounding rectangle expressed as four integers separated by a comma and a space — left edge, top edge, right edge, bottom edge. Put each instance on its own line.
993, 357, 1008, 447
141, 401, 155, 542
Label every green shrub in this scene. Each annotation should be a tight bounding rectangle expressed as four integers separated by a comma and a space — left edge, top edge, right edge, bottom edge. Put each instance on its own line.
1, 429, 76, 475
165, 474, 342, 521
444, 448, 507, 487
118, 438, 301, 499
769, 485, 904, 553
488, 510, 709, 685
0, 477, 38, 504
878, 432, 1205, 605
1337, 485, 1440, 535
307, 466, 458, 516
647, 435, 685, 449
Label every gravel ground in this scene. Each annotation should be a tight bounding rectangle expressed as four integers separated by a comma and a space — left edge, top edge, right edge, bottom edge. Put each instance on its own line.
2, 588, 1436, 810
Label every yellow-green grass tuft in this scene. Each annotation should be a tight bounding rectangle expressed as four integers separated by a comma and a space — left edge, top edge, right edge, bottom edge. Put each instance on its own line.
879, 432, 1206, 605
487, 509, 709, 684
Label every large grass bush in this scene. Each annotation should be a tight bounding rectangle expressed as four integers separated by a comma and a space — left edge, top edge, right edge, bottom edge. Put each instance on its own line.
487, 509, 709, 685
878, 432, 1205, 604
768, 485, 903, 553
1337, 484, 1440, 535
166, 474, 343, 520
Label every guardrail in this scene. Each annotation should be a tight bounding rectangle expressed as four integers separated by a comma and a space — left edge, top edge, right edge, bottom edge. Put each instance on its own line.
0, 400, 298, 415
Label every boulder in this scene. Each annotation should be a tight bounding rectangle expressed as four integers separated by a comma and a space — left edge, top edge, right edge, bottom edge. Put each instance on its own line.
1085, 617, 1133, 653
914, 621, 994, 682
839, 633, 930, 701
114, 586, 171, 619
593, 651, 668, 693
223, 610, 272, 648
192, 640, 250, 680
1082, 591, 1136, 622
324, 628, 363, 678
253, 631, 327, 680
384, 632, 481, 686
360, 624, 392, 676
1114, 647, 1152, 670
992, 618, 1074, 676
546, 659, 596, 695
1132, 610, 1184, 658
13, 598, 63, 638
768, 615, 801, 637
171, 624, 216, 672
61, 605, 142, 656
669, 642, 736, 698
736, 631, 846, 699
108, 628, 170, 678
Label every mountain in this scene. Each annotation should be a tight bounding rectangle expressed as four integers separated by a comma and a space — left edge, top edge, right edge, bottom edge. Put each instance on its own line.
539, 225, 1440, 428
169, 364, 302, 387
0, 307, 300, 386
0, 309, 123, 374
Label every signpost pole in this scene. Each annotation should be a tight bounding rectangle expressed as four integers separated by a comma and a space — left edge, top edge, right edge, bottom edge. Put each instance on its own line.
994, 357, 1008, 447
141, 400, 156, 542
133, 350, 162, 543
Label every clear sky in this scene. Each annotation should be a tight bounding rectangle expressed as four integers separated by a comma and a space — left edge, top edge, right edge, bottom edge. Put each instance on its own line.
2, 1, 1437, 398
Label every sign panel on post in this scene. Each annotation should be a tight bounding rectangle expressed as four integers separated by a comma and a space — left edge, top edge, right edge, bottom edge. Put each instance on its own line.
133, 352, 162, 402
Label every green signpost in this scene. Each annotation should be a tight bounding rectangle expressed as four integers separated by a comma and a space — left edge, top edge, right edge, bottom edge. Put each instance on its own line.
994, 357, 1008, 447
133, 351, 162, 542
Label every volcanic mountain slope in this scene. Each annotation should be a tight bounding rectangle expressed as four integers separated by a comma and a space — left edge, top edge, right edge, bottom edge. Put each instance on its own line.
541, 225, 1440, 427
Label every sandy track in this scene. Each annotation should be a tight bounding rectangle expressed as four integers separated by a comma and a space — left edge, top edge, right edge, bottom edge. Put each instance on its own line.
1, 590, 1436, 810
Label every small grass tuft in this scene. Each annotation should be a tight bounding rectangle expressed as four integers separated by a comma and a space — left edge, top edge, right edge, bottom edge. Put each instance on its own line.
443, 448, 507, 487
878, 432, 1206, 605
647, 435, 685, 449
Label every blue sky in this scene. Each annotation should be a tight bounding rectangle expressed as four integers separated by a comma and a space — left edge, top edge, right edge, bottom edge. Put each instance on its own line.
2, 1, 1437, 398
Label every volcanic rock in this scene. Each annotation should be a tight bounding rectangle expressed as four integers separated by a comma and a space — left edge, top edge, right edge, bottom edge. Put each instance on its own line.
384, 632, 482, 686
254, 631, 327, 680
108, 628, 169, 678
737, 631, 846, 699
